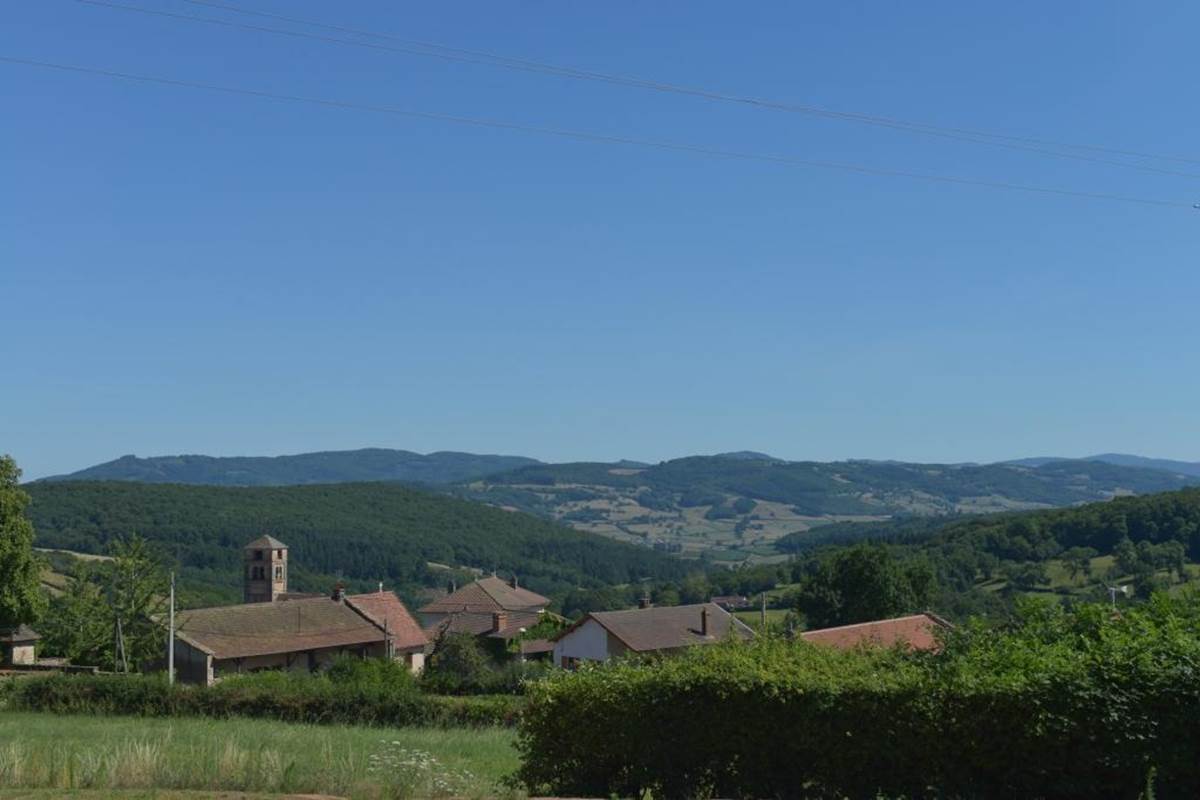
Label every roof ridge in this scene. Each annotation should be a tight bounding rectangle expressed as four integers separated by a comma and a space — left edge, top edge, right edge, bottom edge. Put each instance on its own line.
802, 613, 935, 636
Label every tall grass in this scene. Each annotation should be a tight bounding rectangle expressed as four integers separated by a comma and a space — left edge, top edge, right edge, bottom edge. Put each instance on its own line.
0, 711, 518, 799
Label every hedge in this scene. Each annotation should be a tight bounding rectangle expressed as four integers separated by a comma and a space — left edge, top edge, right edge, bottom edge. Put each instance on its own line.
3, 671, 523, 728
517, 597, 1200, 799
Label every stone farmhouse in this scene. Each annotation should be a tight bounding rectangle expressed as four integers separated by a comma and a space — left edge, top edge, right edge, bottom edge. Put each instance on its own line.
170, 536, 427, 685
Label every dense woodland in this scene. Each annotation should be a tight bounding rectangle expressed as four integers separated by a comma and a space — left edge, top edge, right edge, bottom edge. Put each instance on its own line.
23, 480, 690, 607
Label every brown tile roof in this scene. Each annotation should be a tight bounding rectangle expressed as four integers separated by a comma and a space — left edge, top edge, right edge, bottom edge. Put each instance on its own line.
419, 576, 549, 615
571, 603, 754, 653
0, 625, 41, 643
424, 609, 544, 640
244, 535, 288, 549
175, 596, 385, 660
346, 592, 428, 651
519, 638, 554, 655
800, 613, 951, 652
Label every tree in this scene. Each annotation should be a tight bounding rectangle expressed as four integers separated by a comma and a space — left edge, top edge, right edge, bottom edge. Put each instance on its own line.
1114, 536, 1140, 576
37, 564, 110, 665
36, 533, 167, 671
0, 455, 46, 630
1061, 546, 1099, 585
795, 545, 936, 629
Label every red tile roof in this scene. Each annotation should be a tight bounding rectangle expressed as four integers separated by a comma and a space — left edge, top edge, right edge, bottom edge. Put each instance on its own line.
800, 613, 950, 652
419, 576, 549, 614
346, 592, 428, 651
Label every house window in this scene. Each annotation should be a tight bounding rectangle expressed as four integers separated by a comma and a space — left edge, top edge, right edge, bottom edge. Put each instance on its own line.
251, 566, 265, 580
274, 566, 283, 580
253, 550, 264, 561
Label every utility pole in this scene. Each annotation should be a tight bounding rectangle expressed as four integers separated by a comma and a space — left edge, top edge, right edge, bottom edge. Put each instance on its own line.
168, 572, 176, 685
115, 617, 129, 674
760, 591, 767, 629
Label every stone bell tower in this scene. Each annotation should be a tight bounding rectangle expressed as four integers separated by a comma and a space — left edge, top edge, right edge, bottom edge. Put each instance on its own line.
243, 535, 288, 603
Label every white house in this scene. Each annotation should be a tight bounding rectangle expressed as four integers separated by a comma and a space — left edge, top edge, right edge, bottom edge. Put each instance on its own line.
551, 602, 754, 668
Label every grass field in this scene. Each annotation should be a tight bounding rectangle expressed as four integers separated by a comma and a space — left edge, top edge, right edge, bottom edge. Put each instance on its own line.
0, 712, 518, 799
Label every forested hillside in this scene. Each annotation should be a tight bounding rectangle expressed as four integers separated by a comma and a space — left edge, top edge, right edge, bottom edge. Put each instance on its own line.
23, 481, 688, 606
41, 448, 539, 486
773, 486, 1200, 620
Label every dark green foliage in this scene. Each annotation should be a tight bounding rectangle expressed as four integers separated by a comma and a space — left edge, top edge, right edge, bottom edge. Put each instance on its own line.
781, 487, 1200, 612
731, 496, 757, 515
43, 448, 539, 486
0, 455, 46, 629
517, 594, 1200, 799
794, 544, 937, 627
6, 660, 523, 728
23, 481, 689, 603
37, 535, 168, 670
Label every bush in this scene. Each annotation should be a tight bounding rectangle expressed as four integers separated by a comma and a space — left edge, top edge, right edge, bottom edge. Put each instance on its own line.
7, 658, 523, 728
517, 595, 1200, 799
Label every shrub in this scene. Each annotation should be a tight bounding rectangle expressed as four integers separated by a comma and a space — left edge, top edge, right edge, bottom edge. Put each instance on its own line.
7, 661, 522, 728
517, 595, 1200, 799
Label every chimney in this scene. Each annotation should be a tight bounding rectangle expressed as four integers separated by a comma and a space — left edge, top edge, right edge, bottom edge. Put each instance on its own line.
701, 607, 709, 637
639, 593, 652, 610
492, 611, 508, 634
509, 574, 519, 589
331, 582, 345, 602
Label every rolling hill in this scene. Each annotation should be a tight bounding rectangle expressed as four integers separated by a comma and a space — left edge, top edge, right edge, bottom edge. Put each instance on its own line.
23, 480, 689, 607
455, 455, 1200, 560
40, 448, 540, 486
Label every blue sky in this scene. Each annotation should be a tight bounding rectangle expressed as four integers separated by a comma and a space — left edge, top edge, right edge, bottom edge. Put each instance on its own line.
3, 1, 1198, 479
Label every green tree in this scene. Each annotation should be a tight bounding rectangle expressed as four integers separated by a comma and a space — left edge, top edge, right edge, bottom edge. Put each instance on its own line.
1062, 546, 1099, 584
795, 545, 936, 628
0, 455, 46, 630
35, 534, 167, 671
1114, 536, 1140, 576
37, 564, 110, 665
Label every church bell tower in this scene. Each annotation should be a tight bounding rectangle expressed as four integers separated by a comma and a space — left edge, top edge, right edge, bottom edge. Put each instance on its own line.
243, 535, 288, 603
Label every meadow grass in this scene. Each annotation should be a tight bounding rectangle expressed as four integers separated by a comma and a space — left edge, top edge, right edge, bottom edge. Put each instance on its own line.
0, 711, 518, 799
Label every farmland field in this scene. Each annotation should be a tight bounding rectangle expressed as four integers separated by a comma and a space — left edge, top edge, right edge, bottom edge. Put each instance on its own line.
0, 711, 518, 799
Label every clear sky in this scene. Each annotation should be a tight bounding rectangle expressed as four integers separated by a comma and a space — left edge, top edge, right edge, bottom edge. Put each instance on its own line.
3, 1, 1199, 479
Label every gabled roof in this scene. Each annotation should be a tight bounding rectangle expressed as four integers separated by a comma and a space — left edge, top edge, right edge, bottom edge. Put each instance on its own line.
419, 576, 549, 615
563, 603, 754, 653
244, 535, 288, 550
800, 613, 951, 652
0, 624, 41, 644
175, 595, 383, 659
346, 592, 428, 651
424, 609, 544, 640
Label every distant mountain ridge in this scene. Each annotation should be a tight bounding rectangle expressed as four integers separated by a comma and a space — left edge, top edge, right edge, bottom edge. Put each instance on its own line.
41, 448, 541, 486
1005, 453, 1200, 478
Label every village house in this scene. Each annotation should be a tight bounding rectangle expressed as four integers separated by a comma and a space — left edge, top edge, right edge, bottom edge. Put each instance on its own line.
551, 602, 755, 668
169, 537, 427, 685
0, 625, 40, 666
419, 575, 550, 649
801, 613, 951, 652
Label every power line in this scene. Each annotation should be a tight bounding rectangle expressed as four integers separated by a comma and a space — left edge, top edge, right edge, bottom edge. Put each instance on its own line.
2, 55, 1194, 210
71, 0, 1200, 173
